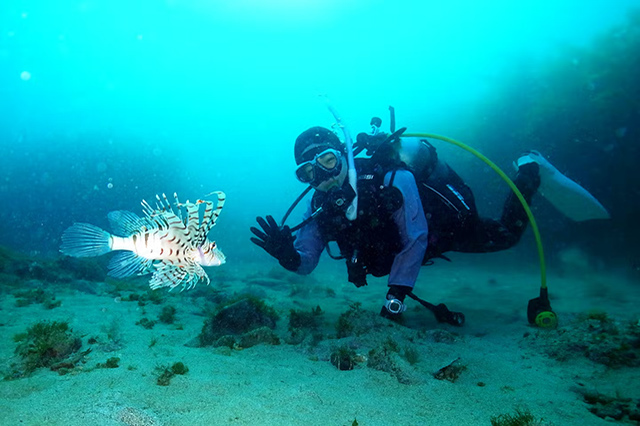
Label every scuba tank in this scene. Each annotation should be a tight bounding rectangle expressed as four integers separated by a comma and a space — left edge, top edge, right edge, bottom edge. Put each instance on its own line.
370, 128, 438, 182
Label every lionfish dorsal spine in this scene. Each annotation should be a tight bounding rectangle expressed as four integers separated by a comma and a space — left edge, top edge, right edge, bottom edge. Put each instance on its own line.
160, 193, 173, 213
209, 191, 226, 229
185, 202, 200, 239
172, 192, 184, 222
194, 191, 226, 246
141, 199, 155, 218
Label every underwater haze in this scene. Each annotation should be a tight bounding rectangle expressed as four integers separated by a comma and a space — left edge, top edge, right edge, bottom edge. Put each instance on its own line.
2, 2, 640, 425
0, 0, 639, 263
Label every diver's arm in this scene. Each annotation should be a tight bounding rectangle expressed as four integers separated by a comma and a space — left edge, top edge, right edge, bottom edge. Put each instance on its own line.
385, 170, 429, 288
293, 202, 325, 275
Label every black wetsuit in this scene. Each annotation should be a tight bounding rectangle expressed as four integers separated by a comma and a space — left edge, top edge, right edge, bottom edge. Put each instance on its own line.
420, 158, 540, 261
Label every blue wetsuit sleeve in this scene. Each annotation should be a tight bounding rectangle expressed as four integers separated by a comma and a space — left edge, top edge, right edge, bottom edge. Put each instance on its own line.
384, 170, 429, 288
292, 201, 325, 275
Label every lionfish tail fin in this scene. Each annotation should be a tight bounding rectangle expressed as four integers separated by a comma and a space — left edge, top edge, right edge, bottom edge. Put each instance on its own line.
60, 223, 112, 257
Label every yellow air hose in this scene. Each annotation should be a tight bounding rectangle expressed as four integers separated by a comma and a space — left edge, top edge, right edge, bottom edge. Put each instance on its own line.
403, 133, 547, 291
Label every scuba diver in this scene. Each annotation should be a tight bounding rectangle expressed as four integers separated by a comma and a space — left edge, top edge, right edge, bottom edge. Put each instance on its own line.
250, 118, 609, 325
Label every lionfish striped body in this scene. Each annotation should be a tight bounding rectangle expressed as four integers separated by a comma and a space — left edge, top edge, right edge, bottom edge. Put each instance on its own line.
61, 191, 226, 291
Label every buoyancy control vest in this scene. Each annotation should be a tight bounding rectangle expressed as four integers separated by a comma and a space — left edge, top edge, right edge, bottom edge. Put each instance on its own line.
311, 135, 479, 285
312, 157, 404, 286
370, 133, 479, 259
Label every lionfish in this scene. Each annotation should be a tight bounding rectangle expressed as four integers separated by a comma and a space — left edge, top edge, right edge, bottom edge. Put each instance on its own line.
60, 191, 226, 291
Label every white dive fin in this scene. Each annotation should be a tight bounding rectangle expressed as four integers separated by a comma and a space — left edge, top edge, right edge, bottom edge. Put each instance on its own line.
516, 151, 610, 222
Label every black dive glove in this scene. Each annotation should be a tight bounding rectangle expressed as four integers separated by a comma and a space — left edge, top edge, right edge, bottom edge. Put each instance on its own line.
250, 215, 301, 272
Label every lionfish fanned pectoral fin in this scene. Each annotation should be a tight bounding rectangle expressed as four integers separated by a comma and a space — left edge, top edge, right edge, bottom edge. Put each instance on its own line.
185, 263, 209, 291
107, 210, 144, 236
149, 262, 188, 291
149, 261, 209, 291
108, 252, 153, 278
194, 191, 226, 246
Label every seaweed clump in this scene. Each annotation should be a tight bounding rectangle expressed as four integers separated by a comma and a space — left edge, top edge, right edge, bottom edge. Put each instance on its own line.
288, 305, 324, 344
135, 317, 156, 329
8, 320, 85, 377
195, 296, 279, 348
336, 302, 381, 338
158, 305, 177, 324
96, 357, 120, 369
490, 408, 542, 425
155, 362, 189, 386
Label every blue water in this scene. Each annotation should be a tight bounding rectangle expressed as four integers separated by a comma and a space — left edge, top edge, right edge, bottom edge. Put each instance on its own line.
0, 1, 638, 264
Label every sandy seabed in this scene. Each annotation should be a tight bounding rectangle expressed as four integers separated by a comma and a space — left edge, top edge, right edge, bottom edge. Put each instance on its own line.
1, 250, 638, 426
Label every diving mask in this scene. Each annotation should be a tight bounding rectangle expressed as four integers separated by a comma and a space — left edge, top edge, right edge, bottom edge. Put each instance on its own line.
295, 148, 343, 186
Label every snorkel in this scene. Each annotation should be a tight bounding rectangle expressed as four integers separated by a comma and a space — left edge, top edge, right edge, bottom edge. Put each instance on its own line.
321, 95, 358, 221
280, 98, 357, 232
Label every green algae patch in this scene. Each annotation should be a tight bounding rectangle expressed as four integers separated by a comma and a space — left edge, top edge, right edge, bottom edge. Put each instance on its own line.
7, 320, 87, 378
